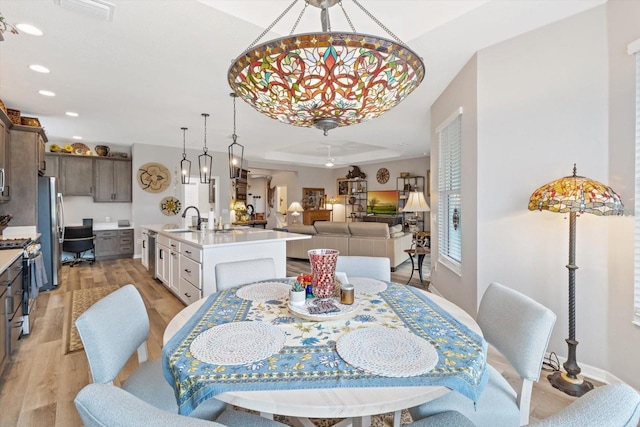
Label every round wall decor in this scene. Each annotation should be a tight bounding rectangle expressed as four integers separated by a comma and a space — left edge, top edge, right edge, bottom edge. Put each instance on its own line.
137, 162, 171, 193
160, 196, 181, 216
376, 168, 390, 184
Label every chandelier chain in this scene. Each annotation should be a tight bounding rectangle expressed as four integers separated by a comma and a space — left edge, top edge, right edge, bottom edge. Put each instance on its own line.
181, 127, 188, 160
350, 0, 406, 46
290, 0, 309, 35
244, 0, 300, 52
202, 113, 209, 153
232, 94, 238, 143
338, 1, 356, 33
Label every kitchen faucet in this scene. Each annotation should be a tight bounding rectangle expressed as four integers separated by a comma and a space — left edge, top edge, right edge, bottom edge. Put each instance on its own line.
181, 206, 203, 230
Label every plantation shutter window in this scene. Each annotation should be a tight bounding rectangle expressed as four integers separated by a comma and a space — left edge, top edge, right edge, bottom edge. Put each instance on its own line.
436, 107, 463, 274
630, 39, 640, 326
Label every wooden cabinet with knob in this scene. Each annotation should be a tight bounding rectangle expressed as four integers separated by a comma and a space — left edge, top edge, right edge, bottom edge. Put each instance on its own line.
94, 157, 132, 202
0, 115, 11, 202
5, 124, 47, 224
60, 156, 93, 196
95, 228, 134, 260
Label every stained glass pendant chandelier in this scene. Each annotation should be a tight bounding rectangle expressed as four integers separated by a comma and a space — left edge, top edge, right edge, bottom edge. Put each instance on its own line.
227, 0, 425, 136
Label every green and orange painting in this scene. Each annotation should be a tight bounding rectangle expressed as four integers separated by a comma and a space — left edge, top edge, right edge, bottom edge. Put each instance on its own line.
367, 190, 399, 215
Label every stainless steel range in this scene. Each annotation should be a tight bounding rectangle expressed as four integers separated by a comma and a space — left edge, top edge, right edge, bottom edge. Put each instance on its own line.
0, 237, 41, 345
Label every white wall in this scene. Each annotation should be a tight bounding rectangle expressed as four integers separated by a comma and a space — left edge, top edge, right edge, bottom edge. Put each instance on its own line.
62, 196, 131, 226
131, 143, 232, 255
605, 0, 640, 388
433, 2, 640, 388
477, 4, 610, 372
430, 55, 478, 315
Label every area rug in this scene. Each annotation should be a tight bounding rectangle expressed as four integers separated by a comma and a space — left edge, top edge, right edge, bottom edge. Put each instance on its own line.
271, 409, 414, 426
62, 284, 120, 354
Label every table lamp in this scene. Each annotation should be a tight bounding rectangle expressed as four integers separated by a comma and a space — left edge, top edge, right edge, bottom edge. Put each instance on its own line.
528, 164, 623, 397
287, 202, 303, 224
326, 196, 338, 221
403, 190, 430, 232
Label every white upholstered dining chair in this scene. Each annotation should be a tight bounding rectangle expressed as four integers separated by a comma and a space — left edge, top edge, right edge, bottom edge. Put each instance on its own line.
335, 255, 391, 281
75, 284, 227, 420
407, 383, 640, 427
74, 383, 289, 427
214, 257, 276, 290
409, 282, 556, 426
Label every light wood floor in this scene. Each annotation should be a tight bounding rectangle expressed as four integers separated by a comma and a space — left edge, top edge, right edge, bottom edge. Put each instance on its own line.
0, 257, 582, 426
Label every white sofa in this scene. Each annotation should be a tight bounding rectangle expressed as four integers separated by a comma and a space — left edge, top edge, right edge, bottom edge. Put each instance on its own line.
280, 221, 413, 271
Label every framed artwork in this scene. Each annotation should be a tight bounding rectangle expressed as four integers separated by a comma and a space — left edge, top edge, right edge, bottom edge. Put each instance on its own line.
367, 190, 399, 215
302, 187, 325, 210
337, 179, 349, 196
427, 170, 431, 197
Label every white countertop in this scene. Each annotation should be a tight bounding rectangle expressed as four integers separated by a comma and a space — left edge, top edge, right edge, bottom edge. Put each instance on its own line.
0, 233, 41, 242
89, 222, 134, 231
0, 249, 23, 274
141, 224, 310, 249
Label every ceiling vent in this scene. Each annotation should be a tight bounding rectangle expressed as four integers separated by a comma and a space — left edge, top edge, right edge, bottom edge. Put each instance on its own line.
54, 0, 115, 21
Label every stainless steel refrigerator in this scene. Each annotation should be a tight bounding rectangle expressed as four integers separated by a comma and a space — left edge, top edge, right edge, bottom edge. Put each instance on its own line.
37, 176, 65, 290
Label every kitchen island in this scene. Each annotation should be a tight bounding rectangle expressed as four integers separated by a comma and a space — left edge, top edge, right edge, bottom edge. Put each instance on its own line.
141, 225, 310, 305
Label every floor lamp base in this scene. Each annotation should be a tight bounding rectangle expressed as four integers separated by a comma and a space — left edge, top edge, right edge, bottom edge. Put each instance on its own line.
548, 371, 594, 397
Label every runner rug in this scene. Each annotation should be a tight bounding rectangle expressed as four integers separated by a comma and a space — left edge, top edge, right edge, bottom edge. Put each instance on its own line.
62, 284, 120, 354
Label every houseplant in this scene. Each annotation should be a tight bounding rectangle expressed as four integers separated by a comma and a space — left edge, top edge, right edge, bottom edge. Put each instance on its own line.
290, 278, 307, 305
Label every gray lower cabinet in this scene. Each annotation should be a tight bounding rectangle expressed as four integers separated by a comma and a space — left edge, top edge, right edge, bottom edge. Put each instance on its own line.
60, 156, 93, 196
95, 229, 133, 260
94, 157, 132, 202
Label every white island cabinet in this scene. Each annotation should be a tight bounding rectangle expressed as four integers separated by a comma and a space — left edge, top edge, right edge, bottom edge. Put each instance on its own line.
142, 225, 310, 305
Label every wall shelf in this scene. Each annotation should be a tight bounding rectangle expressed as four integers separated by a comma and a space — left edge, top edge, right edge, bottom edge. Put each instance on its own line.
337, 178, 367, 221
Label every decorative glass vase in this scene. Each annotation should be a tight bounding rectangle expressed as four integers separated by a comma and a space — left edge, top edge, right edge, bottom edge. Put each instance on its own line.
308, 249, 339, 298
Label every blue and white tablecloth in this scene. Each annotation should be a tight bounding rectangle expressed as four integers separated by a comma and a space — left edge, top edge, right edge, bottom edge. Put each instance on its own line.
162, 280, 488, 415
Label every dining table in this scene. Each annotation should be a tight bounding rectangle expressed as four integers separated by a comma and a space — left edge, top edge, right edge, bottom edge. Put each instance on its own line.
162, 278, 488, 427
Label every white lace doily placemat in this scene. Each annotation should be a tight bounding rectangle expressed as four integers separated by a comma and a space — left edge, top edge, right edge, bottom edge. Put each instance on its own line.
288, 297, 360, 322
349, 277, 388, 294
336, 327, 438, 377
236, 282, 290, 301
190, 321, 286, 365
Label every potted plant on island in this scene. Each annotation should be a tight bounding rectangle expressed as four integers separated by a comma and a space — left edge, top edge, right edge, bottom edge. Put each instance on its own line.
290, 279, 307, 305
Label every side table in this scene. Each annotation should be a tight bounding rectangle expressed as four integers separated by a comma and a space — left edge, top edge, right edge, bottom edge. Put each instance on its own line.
404, 247, 430, 289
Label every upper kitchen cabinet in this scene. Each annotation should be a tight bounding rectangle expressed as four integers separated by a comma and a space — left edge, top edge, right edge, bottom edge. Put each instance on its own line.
0, 114, 11, 202
43, 153, 59, 178
93, 157, 132, 202
60, 156, 93, 196
4, 124, 48, 225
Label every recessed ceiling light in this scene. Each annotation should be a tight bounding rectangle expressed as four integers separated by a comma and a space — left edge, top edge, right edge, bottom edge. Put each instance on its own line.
38, 90, 56, 97
29, 64, 50, 73
16, 24, 43, 36
65, 112, 79, 117
72, 136, 83, 140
